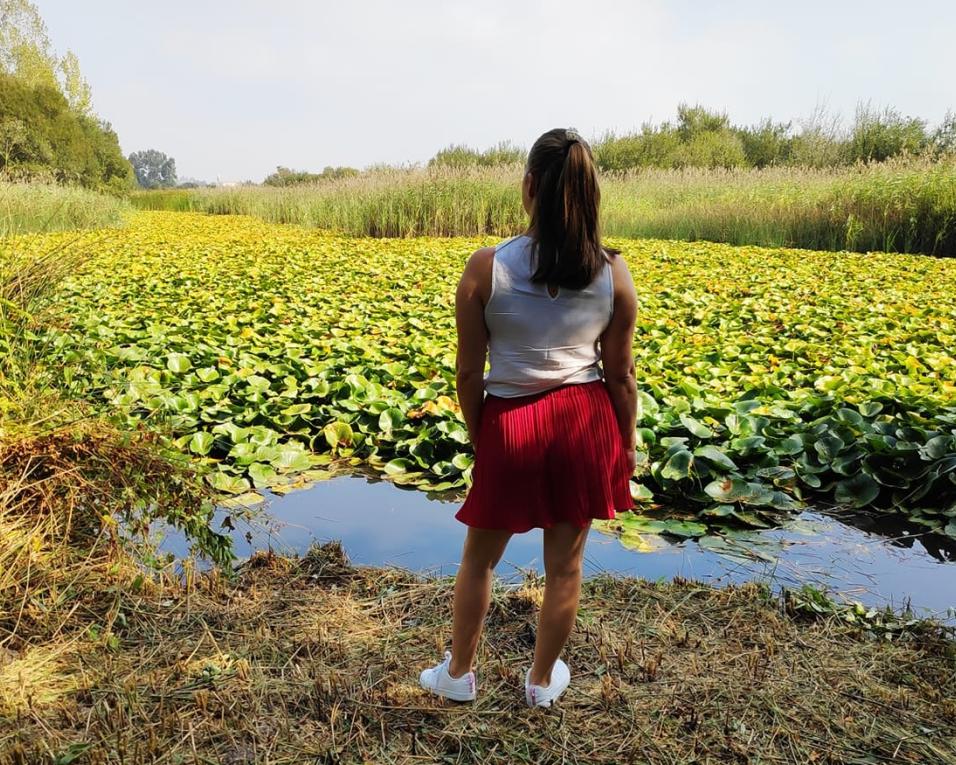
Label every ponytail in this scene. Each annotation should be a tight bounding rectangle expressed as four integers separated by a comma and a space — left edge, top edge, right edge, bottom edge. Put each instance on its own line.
526, 128, 614, 290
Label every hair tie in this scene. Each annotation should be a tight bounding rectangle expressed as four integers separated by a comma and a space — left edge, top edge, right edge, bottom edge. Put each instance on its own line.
565, 127, 583, 147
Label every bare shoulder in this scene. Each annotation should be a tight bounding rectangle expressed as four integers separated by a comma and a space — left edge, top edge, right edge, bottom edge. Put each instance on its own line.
605, 249, 634, 295
458, 246, 495, 303
468, 246, 496, 269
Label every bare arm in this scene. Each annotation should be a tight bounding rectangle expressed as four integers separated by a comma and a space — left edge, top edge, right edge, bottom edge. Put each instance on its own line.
600, 255, 638, 460
455, 247, 494, 450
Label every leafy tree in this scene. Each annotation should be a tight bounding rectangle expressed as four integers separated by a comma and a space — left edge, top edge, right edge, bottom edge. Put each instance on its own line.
847, 103, 928, 163
58, 50, 91, 115
676, 104, 731, 141
676, 130, 747, 169
930, 111, 956, 157
479, 141, 525, 166
789, 105, 846, 168
0, 115, 45, 166
129, 149, 177, 189
263, 165, 359, 186
593, 126, 683, 171
595, 106, 745, 171
0, 0, 92, 115
429, 145, 481, 169
0, 72, 132, 189
737, 119, 793, 167
0, 1, 129, 189
429, 141, 524, 169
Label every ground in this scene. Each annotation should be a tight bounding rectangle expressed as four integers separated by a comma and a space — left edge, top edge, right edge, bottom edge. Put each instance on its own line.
3, 542, 953, 765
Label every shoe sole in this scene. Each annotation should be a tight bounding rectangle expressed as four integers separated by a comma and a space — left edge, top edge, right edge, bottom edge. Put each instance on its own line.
423, 686, 476, 702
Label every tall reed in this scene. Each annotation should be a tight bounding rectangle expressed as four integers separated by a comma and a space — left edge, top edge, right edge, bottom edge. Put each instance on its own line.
143, 158, 956, 255
0, 181, 130, 237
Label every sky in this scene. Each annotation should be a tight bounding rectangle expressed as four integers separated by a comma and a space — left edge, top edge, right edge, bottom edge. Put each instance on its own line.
35, 0, 956, 183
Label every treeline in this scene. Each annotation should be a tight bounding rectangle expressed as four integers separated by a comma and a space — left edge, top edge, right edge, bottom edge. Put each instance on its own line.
0, 0, 132, 191
425, 104, 956, 172
270, 103, 956, 185
0, 73, 130, 191
427, 141, 525, 170
263, 165, 359, 187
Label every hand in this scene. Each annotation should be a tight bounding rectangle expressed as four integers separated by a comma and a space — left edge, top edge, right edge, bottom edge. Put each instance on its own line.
624, 447, 638, 472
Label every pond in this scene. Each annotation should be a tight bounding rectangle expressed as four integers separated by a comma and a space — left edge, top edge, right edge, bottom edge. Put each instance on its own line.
156, 471, 956, 622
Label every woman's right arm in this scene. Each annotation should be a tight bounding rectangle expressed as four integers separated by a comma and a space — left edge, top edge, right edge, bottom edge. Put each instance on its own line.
600, 255, 639, 466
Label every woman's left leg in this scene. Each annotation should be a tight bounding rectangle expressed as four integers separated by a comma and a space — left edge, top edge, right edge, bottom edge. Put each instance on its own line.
448, 526, 513, 678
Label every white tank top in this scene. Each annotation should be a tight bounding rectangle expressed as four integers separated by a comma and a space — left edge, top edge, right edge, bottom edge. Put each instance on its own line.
483, 234, 614, 398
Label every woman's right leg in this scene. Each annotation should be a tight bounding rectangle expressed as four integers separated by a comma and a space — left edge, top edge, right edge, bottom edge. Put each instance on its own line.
529, 522, 589, 686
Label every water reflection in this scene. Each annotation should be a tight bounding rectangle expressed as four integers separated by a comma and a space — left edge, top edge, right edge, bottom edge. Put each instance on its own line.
157, 474, 956, 622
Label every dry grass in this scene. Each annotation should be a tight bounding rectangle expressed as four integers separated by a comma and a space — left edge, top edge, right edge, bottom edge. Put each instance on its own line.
0, 425, 227, 653
1, 541, 953, 765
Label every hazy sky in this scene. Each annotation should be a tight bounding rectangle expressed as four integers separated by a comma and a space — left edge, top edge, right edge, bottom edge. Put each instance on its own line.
36, 0, 956, 182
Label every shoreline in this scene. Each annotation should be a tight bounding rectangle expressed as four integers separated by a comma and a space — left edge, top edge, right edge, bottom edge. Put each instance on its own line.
4, 541, 954, 764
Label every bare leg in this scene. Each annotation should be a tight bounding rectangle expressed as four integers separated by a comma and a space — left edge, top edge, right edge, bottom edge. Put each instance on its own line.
529, 522, 589, 686
448, 526, 513, 678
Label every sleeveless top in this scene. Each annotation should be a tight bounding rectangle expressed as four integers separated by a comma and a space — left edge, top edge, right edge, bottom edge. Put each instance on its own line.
483, 234, 614, 398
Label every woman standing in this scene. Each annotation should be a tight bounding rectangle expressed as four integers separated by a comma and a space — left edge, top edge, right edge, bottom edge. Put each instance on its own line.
419, 128, 639, 707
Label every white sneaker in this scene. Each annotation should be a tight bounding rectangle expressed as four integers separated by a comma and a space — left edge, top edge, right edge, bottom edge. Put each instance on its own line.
419, 651, 477, 702
525, 658, 570, 707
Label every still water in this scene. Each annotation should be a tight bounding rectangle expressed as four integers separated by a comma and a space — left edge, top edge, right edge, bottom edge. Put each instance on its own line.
158, 473, 956, 622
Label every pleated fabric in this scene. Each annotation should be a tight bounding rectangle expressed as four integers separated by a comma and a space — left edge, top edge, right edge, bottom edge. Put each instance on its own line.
455, 380, 635, 532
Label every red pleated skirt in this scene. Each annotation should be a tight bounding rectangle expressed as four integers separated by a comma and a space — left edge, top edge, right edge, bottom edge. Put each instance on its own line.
455, 380, 635, 532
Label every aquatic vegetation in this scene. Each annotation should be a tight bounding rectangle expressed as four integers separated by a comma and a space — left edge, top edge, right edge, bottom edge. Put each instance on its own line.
7, 211, 955, 538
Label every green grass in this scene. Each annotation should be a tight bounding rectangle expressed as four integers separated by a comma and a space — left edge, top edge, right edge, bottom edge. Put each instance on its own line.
0, 181, 130, 237
128, 189, 194, 212
139, 158, 956, 255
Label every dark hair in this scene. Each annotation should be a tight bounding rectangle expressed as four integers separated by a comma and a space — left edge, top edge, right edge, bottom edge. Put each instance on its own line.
525, 128, 617, 290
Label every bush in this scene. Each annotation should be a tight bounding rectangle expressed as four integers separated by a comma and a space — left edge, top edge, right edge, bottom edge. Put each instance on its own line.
847, 104, 929, 163
263, 165, 359, 186
594, 128, 684, 171
428, 141, 524, 169
676, 130, 747, 169
737, 119, 793, 167
0, 73, 133, 191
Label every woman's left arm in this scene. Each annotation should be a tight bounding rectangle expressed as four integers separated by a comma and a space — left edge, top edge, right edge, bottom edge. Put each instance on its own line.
455, 247, 494, 450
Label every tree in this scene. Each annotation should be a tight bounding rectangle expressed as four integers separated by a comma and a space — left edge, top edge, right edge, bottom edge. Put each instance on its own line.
129, 149, 177, 189
58, 50, 91, 115
0, 73, 131, 188
930, 111, 956, 157
789, 105, 846, 168
429, 141, 525, 169
263, 165, 359, 186
0, 0, 93, 115
676, 104, 731, 141
737, 119, 793, 167
846, 103, 928, 163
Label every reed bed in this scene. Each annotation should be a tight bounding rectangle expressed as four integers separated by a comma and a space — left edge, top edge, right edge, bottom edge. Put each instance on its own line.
0, 182, 129, 237
139, 158, 956, 255
2, 540, 953, 764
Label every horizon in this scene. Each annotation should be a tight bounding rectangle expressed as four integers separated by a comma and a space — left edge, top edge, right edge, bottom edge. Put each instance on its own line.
35, 0, 956, 183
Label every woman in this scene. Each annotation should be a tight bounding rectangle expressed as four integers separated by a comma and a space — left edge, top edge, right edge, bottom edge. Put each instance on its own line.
419, 128, 638, 707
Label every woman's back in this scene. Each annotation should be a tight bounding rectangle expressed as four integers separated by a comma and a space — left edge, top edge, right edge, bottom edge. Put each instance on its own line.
483, 234, 614, 398
422, 127, 638, 708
